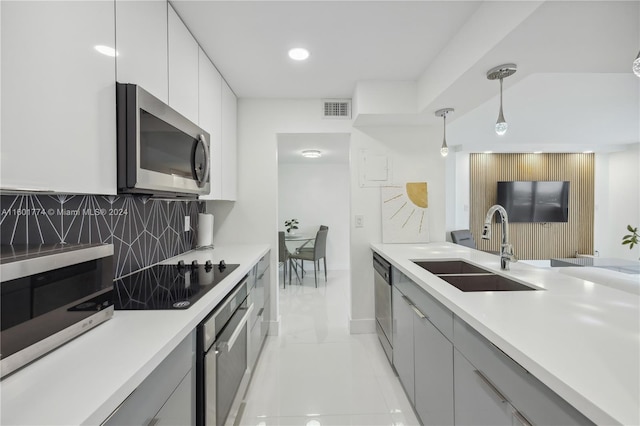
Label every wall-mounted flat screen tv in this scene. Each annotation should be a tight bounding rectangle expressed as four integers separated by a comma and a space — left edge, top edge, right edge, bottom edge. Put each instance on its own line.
496, 181, 569, 223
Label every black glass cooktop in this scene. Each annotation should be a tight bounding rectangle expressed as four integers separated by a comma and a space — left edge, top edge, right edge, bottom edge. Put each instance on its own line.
113, 260, 239, 310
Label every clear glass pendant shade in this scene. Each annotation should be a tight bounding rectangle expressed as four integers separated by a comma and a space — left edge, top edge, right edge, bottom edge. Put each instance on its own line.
634, 50, 640, 77
495, 105, 508, 136
495, 78, 508, 136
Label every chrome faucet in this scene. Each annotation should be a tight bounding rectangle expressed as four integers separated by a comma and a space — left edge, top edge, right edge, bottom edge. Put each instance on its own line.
481, 204, 517, 270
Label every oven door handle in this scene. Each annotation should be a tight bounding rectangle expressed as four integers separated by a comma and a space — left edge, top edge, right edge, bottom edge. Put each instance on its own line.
216, 303, 253, 353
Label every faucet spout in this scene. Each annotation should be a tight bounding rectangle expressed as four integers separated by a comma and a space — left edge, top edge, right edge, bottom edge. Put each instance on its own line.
481, 204, 517, 270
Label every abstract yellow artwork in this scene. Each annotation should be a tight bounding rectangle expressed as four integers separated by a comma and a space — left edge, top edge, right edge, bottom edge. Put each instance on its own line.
381, 182, 429, 243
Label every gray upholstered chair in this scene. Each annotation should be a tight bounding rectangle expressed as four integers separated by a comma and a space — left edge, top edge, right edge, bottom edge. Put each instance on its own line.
289, 228, 328, 287
278, 231, 291, 287
450, 229, 476, 249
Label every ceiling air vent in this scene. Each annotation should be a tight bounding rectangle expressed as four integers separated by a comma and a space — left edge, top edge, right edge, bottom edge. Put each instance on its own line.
322, 99, 351, 119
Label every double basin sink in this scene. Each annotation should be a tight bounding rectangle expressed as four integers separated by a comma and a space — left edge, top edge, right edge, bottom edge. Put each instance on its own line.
413, 260, 538, 292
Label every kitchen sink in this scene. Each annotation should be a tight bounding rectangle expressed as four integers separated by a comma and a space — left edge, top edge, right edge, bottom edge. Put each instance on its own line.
413, 260, 489, 275
436, 273, 536, 292
412, 260, 538, 292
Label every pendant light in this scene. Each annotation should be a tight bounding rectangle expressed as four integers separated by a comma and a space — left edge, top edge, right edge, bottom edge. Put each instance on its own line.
487, 64, 517, 136
435, 108, 454, 157
633, 50, 640, 77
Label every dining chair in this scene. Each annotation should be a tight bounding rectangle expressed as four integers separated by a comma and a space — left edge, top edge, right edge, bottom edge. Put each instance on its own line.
278, 231, 291, 288
450, 229, 476, 249
289, 227, 328, 287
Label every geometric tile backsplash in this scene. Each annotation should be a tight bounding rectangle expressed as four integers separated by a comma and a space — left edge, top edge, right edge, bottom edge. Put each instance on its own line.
0, 194, 204, 278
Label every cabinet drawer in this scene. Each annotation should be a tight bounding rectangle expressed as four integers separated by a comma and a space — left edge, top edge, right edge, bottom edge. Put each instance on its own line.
103, 332, 195, 425
453, 316, 594, 426
393, 268, 453, 340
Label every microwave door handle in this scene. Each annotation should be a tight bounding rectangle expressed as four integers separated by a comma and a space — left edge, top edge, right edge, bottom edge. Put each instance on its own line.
192, 134, 210, 187
200, 134, 210, 186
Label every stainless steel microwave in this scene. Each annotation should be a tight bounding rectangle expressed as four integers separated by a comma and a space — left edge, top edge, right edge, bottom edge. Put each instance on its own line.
116, 83, 210, 197
0, 243, 114, 378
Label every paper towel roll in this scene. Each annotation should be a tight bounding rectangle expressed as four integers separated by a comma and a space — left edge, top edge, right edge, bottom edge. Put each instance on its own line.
197, 213, 214, 248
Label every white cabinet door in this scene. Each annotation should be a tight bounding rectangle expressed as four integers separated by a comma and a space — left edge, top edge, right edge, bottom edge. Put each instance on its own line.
220, 80, 237, 200
115, 0, 168, 102
168, 4, 198, 124
1, 1, 116, 195
198, 49, 223, 200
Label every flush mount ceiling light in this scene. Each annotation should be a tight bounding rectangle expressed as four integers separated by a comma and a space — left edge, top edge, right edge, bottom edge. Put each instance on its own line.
435, 108, 454, 157
633, 50, 640, 77
288, 47, 310, 61
487, 63, 517, 136
94, 45, 117, 57
301, 149, 321, 158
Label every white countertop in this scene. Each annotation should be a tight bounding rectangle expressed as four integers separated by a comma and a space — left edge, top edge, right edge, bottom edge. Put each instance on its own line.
371, 242, 639, 426
0, 244, 269, 426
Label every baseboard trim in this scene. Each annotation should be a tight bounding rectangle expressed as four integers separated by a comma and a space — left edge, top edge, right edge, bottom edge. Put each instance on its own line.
266, 319, 280, 336
349, 318, 376, 334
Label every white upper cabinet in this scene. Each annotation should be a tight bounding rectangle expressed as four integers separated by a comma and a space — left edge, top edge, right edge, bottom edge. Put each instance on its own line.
1, 1, 117, 195
198, 49, 223, 201
115, 0, 168, 102
221, 81, 238, 201
168, 5, 199, 125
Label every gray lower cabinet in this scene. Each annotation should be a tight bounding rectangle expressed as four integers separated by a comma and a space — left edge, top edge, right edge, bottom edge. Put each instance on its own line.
248, 253, 270, 370
392, 272, 454, 425
453, 316, 595, 426
454, 348, 512, 426
414, 312, 453, 425
103, 331, 195, 425
392, 285, 415, 403
384, 262, 594, 426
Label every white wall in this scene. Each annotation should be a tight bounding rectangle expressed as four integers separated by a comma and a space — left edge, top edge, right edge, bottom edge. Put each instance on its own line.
278, 163, 350, 270
206, 99, 353, 334
349, 125, 446, 333
596, 144, 640, 260
207, 98, 447, 334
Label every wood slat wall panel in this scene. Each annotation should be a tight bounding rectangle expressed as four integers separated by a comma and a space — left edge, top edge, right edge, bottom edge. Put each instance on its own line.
470, 153, 594, 260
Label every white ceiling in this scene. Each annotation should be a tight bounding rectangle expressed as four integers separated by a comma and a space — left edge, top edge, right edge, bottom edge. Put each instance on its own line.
277, 133, 350, 164
172, 0, 640, 155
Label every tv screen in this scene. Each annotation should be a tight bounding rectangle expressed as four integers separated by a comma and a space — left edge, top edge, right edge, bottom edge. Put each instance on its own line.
496, 181, 569, 223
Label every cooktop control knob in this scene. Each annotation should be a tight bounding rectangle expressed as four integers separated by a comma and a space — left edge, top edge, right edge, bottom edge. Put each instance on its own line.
177, 260, 185, 270
218, 260, 226, 271
191, 260, 199, 268
205, 260, 213, 272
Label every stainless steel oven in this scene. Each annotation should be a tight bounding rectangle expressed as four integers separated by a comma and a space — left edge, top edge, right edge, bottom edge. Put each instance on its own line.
197, 276, 252, 426
374, 252, 392, 363
116, 83, 210, 197
0, 243, 113, 378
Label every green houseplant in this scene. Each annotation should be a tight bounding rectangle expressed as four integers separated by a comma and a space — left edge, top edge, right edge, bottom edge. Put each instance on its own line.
622, 224, 639, 250
285, 219, 299, 234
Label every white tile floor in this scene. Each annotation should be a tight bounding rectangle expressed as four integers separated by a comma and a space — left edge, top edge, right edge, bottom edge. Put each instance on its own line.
238, 269, 420, 426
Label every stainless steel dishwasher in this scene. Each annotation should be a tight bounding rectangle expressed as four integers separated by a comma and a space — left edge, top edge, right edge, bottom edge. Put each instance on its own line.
197, 276, 253, 426
373, 252, 393, 363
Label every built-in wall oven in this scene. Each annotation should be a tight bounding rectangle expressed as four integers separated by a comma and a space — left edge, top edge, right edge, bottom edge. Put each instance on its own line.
373, 252, 393, 363
0, 244, 114, 378
116, 83, 210, 197
197, 276, 253, 426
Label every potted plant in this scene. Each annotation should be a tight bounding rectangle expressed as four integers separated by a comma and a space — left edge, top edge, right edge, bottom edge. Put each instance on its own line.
285, 219, 299, 234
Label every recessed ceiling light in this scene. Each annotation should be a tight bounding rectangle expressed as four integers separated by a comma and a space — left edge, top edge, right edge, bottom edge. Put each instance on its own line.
484, 151, 493, 154
301, 149, 321, 158
94, 45, 117, 57
583, 150, 594, 154
533, 151, 542, 154
288, 48, 310, 61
